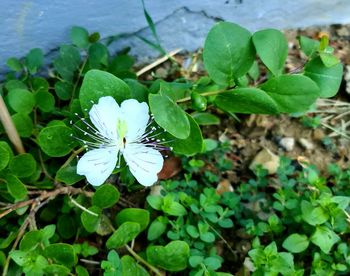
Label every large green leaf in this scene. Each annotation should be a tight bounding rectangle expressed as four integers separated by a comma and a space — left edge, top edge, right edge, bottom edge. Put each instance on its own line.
261, 74, 320, 113
106, 222, 141, 249
149, 94, 190, 139
203, 22, 255, 86
7, 89, 35, 114
79, 69, 131, 112
282, 233, 309, 253
44, 243, 76, 268
146, 240, 190, 271
252, 29, 288, 76
214, 88, 278, 114
304, 56, 343, 98
310, 226, 340, 254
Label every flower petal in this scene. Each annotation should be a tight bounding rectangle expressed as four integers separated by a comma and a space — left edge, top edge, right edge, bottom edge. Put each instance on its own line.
120, 99, 149, 142
77, 147, 118, 186
123, 143, 163, 186
89, 96, 120, 140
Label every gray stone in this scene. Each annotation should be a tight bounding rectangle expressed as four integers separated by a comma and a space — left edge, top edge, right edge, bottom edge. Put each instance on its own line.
250, 148, 280, 175
279, 137, 295, 151
299, 138, 315, 150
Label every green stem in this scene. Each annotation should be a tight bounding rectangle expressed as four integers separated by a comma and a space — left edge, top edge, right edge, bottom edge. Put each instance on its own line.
69, 58, 87, 106
176, 88, 230, 104
125, 244, 163, 276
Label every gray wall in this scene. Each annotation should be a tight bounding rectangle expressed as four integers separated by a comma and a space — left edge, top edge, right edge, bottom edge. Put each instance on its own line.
1, 0, 350, 68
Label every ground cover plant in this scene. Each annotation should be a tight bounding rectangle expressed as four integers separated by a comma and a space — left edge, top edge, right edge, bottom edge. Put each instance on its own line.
0, 20, 348, 275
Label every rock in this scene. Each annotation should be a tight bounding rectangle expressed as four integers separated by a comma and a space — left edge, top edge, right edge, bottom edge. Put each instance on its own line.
299, 138, 315, 150
279, 137, 295, 151
249, 148, 280, 175
344, 65, 350, 95
216, 179, 234, 195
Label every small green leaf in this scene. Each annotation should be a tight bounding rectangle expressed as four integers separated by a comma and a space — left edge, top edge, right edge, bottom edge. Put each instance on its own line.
168, 115, 203, 155
81, 206, 102, 233
6, 57, 22, 72
106, 222, 141, 249
0, 144, 10, 171
92, 184, 120, 209
311, 226, 340, 254
125, 79, 149, 103
35, 91, 55, 112
54, 45, 81, 81
147, 217, 168, 241
282, 233, 309, 253
32, 77, 49, 92
88, 43, 109, 69
301, 200, 329, 226
261, 74, 320, 113
71, 26, 90, 48
57, 214, 76, 239
121, 255, 149, 276
215, 88, 279, 114
56, 165, 84, 185
11, 113, 33, 137
252, 29, 288, 76
20, 230, 43, 251
38, 125, 77, 157
146, 240, 190, 271
44, 243, 76, 268
192, 112, 220, 126
44, 264, 71, 275
79, 69, 131, 111
6, 174, 27, 200
304, 56, 343, 98
320, 52, 340, 67
25, 48, 44, 74
55, 81, 73, 100
203, 22, 255, 86
146, 195, 163, 210
115, 208, 150, 231
298, 36, 320, 58
9, 153, 36, 178
7, 89, 35, 114
149, 94, 190, 139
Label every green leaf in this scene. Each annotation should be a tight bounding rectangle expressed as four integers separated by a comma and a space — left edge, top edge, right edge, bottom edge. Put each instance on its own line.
146, 240, 189, 271
200, 232, 215, 243
146, 195, 163, 210
7, 57, 22, 72
125, 79, 149, 103
106, 222, 141, 249
32, 77, 49, 92
54, 45, 81, 81
44, 243, 76, 268
301, 200, 329, 226
71, 26, 90, 48
311, 226, 340, 254
76, 265, 89, 276
38, 125, 77, 157
20, 230, 43, 251
169, 115, 203, 155
252, 29, 288, 76
57, 214, 76, 239
147, 217, 168, 241
55, 81, 73, 101
261, 74, 320, 113
56, 165, 84, 185
88, 43, 109, 69
6, 174, 27, 200
320, 52, 340, 68
81, 206, 102, 233
7, 89, 35, 114
282, 233, 309, 253
0, 143, 10, 171
215, 88, 278, 114
9, 153, 36, 178
44, 264, 70, 275
35, 91, 55, 112
121, 255, 149, 276
304, 56, 343, 98
298, 36, 320, 58
115, 208, 150, 231
149, 94, 190, 139
80, 69, 131, 111
204, 256, 222, 270
203, 22, 255, 86
25, 48, 44, 74
93, 184, 120, 209
11, 113, 33, 137
192, 112, 220, 126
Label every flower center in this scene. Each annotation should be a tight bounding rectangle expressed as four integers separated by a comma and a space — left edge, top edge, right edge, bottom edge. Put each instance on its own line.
116, 119, 127, 148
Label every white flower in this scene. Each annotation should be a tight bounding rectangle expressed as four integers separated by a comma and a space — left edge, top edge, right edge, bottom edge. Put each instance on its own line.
75, 96, 165, 186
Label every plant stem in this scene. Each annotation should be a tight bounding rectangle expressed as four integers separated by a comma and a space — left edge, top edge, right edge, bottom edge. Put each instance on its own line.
0, 95, 25, 154
125, 244, 163, 276
70, 58, 87, 106
176, 88, 229, 104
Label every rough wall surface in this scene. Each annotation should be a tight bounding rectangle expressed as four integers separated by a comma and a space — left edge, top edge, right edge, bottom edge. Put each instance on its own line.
1, 0, 350, 68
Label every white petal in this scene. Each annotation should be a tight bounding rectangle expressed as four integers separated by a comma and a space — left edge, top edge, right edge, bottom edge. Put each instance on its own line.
123, 143, 163, 186
77, 147, 118, 186
89, 96, 119, 140
120, 99, 149, 142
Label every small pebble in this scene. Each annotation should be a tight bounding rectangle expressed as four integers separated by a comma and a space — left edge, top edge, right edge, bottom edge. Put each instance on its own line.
279, 137, 295, 151
250, 148, 280, 175
299, 138, 315, 150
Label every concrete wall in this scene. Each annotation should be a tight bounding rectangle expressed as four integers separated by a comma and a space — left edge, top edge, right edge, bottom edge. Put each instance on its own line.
1, 0, 350, 68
